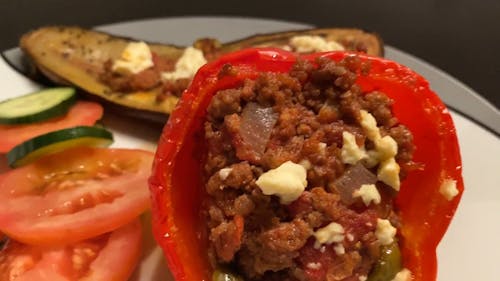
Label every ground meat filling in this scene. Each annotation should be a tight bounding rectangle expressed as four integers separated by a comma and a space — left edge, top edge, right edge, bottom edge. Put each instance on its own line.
100, 53, 190, 100
204, 57, 415, 281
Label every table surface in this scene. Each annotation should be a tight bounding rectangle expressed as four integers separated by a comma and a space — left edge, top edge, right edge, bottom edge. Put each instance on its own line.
2, 0, 499, 109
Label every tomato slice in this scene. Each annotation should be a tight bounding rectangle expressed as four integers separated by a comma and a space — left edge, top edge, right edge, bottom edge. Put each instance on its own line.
0, 101, 104, 153
0, 147, 152, 245
0, 219, 142, 281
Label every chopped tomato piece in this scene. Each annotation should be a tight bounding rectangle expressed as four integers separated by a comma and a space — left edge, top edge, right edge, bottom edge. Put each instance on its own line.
0, 147, 152, 245
0, 101, 103, 153
0, 219, 142, 281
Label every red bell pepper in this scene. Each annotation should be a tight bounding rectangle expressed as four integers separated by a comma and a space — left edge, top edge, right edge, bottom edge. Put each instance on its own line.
149, 48, 463, 281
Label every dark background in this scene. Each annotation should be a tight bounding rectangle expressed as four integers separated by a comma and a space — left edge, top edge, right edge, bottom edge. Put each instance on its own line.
1, 0, 499, 108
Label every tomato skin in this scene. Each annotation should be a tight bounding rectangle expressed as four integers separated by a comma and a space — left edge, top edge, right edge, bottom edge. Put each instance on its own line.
149, 48, 463, 281
0, 147, 153, 246
0, 219, 142, 281
79, 219, 142, 281
0, 101, 103, 153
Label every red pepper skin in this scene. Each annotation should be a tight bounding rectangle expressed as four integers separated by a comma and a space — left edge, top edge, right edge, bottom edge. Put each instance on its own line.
149, 48, 463, 281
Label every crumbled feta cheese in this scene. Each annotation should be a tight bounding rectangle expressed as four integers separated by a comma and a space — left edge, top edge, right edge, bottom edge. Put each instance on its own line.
359, 110, 381, 141
333, 243, 345, 255
306, 262, 322, 270
289, 35, 345, 53
353, 184, 381, 206
313, 222, 345, 249
375, 135, 398, 159
378, 158, 401, 191
161, 47, 207, 80
255, 161, 307, 204
359, 110, 400, 190
359, 276, 367, 281
391, 268, 412, 281
364, 150, 380, 168
318, 142, 327, 154
375, 219, 397, 246
341, 131, 367, 164
439, 179, 459, 201
218, 168, 232, 180
112, 41, 154, 75
299, 159, 312, 170
346, 233, 354, 242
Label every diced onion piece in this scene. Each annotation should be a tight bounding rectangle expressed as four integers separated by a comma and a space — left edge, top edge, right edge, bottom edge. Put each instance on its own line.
333, 163, 377, 205
239, 103, 278, 156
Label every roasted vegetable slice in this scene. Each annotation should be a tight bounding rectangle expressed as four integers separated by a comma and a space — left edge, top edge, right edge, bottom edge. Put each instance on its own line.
20, 26, 183, 123
219, 27, 383, 56
20, 26, 383, 123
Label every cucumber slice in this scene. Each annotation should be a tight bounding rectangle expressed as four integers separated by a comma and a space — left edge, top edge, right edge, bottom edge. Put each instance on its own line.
7, 126, 113, 167
0, 87, 76, 124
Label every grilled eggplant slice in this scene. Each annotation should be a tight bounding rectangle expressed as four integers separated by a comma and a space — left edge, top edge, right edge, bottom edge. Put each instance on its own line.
219, 27, 383, 56
20, 26, 383, 123
20, 26, 184, 122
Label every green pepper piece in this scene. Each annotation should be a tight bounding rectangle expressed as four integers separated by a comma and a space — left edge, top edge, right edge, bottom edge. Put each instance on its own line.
367, 242, 402, 281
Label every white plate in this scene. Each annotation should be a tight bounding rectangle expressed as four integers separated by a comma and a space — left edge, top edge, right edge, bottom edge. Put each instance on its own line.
1, 17, 499, 281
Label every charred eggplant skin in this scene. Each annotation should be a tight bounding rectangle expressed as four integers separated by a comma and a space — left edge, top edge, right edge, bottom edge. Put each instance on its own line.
20, 26, 384, 123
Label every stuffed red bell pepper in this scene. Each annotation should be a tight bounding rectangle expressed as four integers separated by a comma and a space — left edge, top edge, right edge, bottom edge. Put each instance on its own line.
149, 48, 463, 281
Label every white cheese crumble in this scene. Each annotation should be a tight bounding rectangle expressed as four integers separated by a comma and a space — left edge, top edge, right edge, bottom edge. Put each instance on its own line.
359, 276, 367, 281
299, 159, 312, 170
353, 184, 381, 206
306, 262, 322, 270
359, 110, 400, 190
341, 131, 367, 165
318, 142, 327, 154
313, 222, 345, 249
289, 35, 345, 53
439, 179, 459, 201
378, 158, 401, 191
375, 135, 398, 160
391, 268, 413, 281
255, 161, 307, 204
359, 110, 380, 141
364, 150, 380, 168
218, 168, 233, 180
375, 219, 397, 246
333, 243, 345, 255
112, 41, 154, 75
161, 47, 207, 80
346, 233, 354, 242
